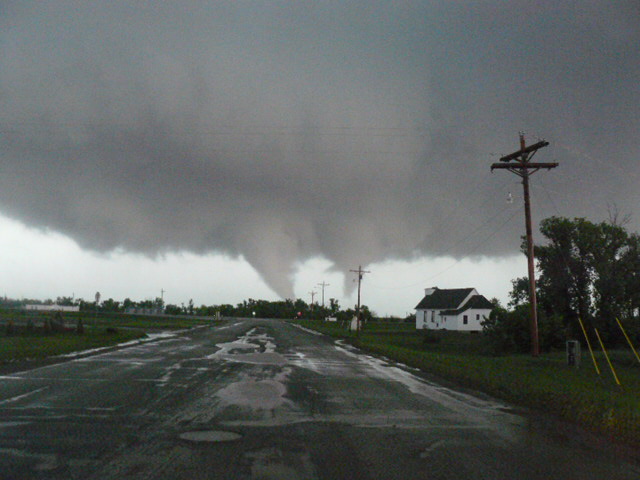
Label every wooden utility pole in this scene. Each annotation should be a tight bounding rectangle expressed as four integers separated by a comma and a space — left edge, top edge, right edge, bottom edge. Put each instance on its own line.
349, 266, 370, 334
309, 290, 317, 309
491, 134, 558, 357
317, 281, 330, 308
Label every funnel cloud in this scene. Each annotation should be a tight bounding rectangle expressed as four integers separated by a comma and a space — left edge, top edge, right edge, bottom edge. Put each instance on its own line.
1, 2, 638, 298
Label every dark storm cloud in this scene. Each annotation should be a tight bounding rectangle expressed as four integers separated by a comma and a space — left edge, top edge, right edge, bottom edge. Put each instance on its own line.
1, 1, 638, 298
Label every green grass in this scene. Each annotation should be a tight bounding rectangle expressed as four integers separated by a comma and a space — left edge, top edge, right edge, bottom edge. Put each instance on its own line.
295, 319, 640, 447
0, 310, 219, 364
0, 329, 147, 363
87, 314, 213, 330
2, 311, 216, 331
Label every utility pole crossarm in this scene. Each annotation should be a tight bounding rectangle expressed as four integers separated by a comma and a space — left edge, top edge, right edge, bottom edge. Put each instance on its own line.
491, 162, 559, 171
498, 140, 549, 162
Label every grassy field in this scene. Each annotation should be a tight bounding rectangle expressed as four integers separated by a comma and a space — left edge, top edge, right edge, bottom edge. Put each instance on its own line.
295, 319, 640, 447
0, 329, 147, 362
0, 309, 217, 364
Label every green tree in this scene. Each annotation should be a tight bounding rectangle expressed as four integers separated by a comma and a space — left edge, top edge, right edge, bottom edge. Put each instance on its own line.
534, 216, 639, 343
56, 296, 76, 306
588, 221, 630, 340
101, 298, 121, 313
329, 298, 340, 314
293, 298, 309, 317
622, 234, 640, 319
534, 217, 593, 329
482, 304, 564, 355
508, 277, 530, 308
165, 304, 182, 315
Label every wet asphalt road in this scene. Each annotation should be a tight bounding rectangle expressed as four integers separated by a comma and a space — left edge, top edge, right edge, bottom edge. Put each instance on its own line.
0, 319, 638, 479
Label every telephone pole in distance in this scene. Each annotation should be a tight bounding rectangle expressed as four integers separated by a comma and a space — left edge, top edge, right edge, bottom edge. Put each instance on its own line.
491, 133, 558, 357
317, 281, 330, 308
349, 265, 370, 334
309, 290, 317, 309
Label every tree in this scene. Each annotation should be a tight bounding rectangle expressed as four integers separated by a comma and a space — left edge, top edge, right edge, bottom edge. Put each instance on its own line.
589, 221, 629, 340
508, 277, 530, 308
101, 298, 121, 313
359, 305, 373, 323
482, 304, 565, 355
329, 298, 340, 314
534, 217, 593, 329
218, 304, 235, 317
293, 298, 309, 317
622, 234, 640, 319
165, 304, 182, 315
56, 296, 76, 306
534, 216, 640, 343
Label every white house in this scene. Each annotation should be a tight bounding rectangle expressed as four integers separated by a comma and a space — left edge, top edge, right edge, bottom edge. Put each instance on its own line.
415, 287, 493, 332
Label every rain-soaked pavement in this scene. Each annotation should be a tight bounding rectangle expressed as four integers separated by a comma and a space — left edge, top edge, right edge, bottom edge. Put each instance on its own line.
0, 319, 638, 479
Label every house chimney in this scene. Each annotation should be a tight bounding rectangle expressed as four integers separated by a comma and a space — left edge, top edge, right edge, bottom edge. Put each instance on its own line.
424, 287, 437, 296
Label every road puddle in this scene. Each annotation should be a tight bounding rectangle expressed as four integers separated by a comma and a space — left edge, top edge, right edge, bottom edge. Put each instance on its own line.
208, 328, 286, 366
216, 370, 290, 410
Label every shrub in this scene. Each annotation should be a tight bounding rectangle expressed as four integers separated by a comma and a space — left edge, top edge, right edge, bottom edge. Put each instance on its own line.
482, 304, 566, 355
539, 312, 566, 352
482, 305, 527, 355
422, 330, 441, 344
50, 311, 65, 333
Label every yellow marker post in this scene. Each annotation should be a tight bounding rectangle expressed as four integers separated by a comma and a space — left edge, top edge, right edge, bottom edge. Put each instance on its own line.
616, 317, 640, 365
594, 328, 621, 386
578, 317, 600, 375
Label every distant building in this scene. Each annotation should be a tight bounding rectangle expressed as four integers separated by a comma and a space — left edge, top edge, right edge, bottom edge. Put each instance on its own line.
24, 304, 80, 312
415, 287, 493, 332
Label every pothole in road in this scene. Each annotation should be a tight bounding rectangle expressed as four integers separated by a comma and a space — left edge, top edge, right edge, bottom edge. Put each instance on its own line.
208, 327, 286, 366
179, 430, 243, 442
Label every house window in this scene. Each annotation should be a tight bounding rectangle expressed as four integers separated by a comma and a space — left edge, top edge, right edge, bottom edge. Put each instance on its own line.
476, 314, 480, 320
463, 315, 468, 325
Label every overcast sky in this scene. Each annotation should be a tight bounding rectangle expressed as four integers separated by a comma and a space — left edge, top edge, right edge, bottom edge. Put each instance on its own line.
0, 1, 638, 315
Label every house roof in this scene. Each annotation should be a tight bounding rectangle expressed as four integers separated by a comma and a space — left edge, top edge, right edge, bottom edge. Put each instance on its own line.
439, 295, 494, 315
464, 295, 494, 310
414, 288, 475, 310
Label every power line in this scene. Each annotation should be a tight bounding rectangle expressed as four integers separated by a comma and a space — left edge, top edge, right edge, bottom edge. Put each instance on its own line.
0, 121, 432, 137
415, 172, 515, 251
368, 204, 521, 291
